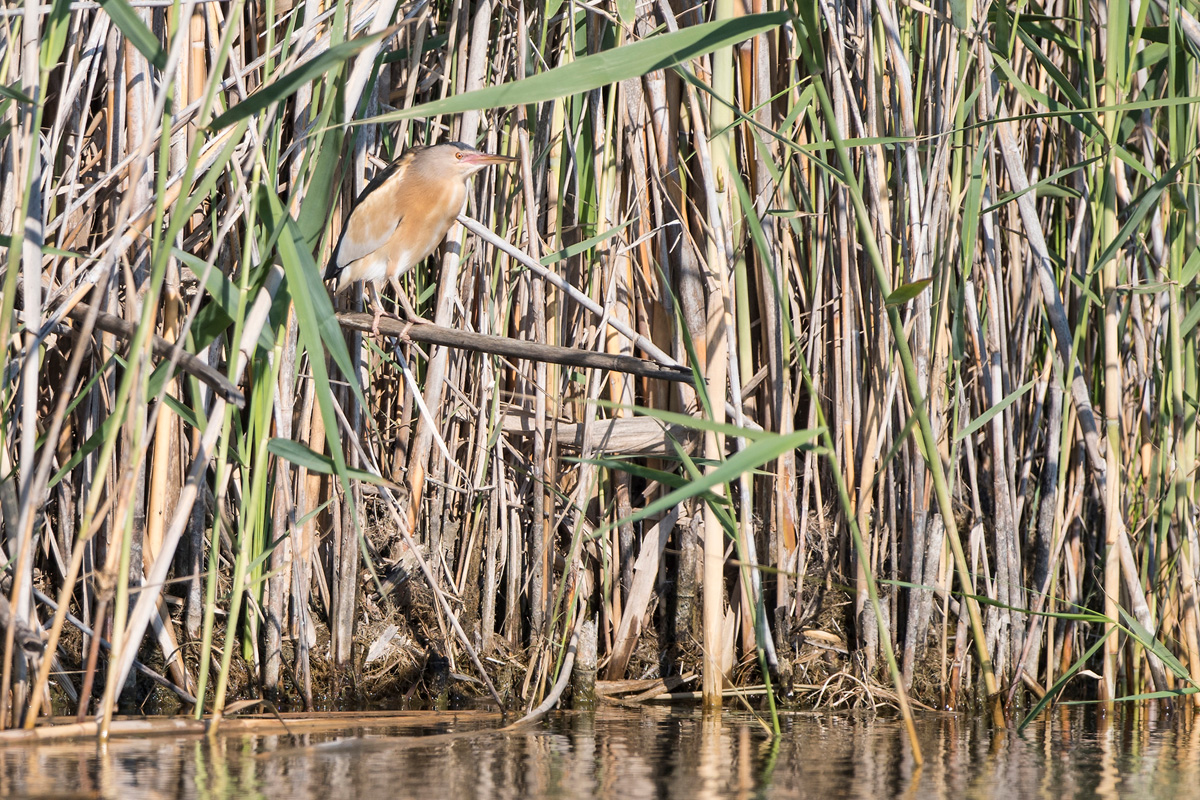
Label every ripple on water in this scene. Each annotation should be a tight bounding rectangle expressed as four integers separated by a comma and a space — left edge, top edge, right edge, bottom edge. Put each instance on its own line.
0, 706, 1195, 799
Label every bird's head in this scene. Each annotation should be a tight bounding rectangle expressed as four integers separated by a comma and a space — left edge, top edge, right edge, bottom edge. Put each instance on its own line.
413, 142, 517, 182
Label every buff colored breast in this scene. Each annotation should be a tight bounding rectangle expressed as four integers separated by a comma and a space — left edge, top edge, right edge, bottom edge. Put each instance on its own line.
328, 153, 467, 293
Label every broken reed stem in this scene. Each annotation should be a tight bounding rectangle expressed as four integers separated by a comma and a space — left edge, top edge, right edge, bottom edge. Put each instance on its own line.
335, 312, 694, 383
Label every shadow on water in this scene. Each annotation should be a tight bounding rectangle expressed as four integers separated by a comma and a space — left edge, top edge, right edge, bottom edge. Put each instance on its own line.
0, 706, 1197, 799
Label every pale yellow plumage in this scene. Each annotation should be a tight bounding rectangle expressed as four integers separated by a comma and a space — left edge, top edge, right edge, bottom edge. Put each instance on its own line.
326, 142, 515, 331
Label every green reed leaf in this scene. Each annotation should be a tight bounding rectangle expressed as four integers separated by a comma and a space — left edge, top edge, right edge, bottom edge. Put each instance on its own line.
100, 0, 168, 71
365, 13, 789, 123
208, 25, 399, 132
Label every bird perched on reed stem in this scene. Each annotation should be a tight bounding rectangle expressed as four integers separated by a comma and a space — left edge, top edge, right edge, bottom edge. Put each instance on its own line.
326, 142, 516, 334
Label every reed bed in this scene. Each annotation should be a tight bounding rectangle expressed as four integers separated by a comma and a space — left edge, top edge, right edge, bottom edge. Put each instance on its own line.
0, 0, 1198, 745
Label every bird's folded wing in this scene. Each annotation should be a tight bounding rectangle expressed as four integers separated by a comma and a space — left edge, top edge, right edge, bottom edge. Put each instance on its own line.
327, 155, 413, 282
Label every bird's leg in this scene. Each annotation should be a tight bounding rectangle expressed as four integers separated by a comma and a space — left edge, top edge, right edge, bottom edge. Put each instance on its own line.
368, 282, 386, 337
390, 278, 430, 325
396, 291, 426, 324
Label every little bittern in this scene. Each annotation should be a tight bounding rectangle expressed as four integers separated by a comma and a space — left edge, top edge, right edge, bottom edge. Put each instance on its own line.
326, 142, 516, 332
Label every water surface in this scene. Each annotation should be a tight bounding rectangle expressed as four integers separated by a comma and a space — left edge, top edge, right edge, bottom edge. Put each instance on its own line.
0, 706, 1194, 799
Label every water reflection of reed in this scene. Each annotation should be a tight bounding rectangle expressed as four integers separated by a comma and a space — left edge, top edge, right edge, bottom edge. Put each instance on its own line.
2, 709, 1200, 798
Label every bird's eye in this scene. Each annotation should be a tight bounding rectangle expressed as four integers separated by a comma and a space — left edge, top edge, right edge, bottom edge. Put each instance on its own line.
455, 151, 463, 160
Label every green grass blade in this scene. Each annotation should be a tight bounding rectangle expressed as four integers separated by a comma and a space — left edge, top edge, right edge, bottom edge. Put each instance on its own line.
260, 189, 365, 410
0, 84, 35, 105
885, 278, 933, 307
365, 13, 789, 123
99, 0, 168, 71
1019, 629, 1112, 732
1117, 606, 1196, 686
606, 429, 822, 532
591, 399, 814, 443
268, 438, 387, 485
953, 379, 1036, 442
208, 25, 399, 132
576, 456, 732, 504
539, 221, 635, 266
1093, 160, 1184, 272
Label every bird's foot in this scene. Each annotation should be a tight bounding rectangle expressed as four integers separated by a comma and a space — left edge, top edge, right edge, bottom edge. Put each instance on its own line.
370, 307, 384, 337
396, 320, 417, 340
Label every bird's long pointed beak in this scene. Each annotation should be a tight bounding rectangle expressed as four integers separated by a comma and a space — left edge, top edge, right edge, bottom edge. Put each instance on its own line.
461, 152, 518, 167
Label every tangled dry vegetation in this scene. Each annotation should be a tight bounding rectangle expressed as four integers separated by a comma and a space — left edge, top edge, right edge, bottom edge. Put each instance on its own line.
1, 0, 1199, 740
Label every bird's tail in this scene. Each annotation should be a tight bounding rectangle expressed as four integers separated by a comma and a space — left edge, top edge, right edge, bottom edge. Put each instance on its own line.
326, 259, 359, 296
